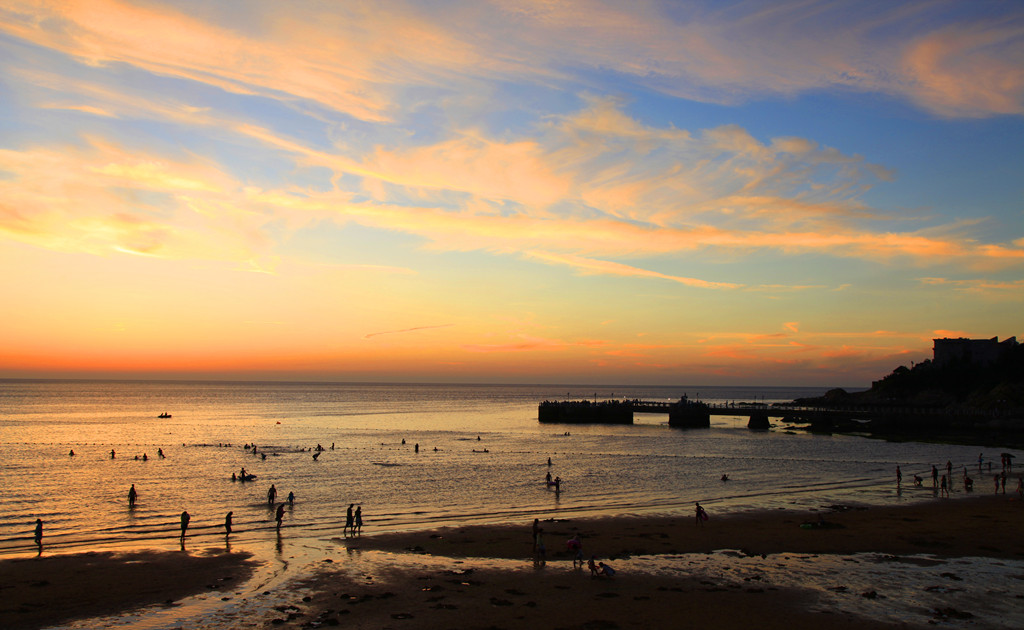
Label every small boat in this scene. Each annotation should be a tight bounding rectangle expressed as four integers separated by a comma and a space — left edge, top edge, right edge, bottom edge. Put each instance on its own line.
157, 413, 172, 418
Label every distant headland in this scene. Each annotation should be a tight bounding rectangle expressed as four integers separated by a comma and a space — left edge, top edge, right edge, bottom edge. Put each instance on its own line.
790, 335, 1023, 442
537, 335, 1023, 446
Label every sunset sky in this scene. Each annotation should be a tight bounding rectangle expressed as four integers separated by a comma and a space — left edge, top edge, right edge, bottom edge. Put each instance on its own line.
1, 0, 1022, 386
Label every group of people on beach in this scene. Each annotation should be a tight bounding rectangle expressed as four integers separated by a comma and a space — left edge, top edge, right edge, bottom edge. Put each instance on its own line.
344, 503, 363, 536
897, 453, 1022, 499
532, 520, 615, 577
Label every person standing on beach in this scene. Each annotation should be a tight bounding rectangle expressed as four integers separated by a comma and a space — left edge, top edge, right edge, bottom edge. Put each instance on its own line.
568, 533, 584, 568
896, 465, 902, 485
111, 449, 116, 459
940, 475, 949, 497
34, 518, 43, 551
932, 465, 938, 488
128, 484, 137, 507
345, 503, 354, 535
275, 503, 285, 529
532, 518, 540, 552
180, 510, 190, 539
224, 511, 233, 535
534, 528, 546, 562
268, 484, 277, 505
355, 505, 363, 534
695, 502, 708, 527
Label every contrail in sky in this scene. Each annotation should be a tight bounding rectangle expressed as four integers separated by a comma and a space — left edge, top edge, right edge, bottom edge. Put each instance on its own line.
363, 324, 454, 339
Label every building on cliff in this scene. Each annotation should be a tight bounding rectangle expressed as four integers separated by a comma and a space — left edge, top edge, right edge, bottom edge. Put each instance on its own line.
932, 336, 1018, 368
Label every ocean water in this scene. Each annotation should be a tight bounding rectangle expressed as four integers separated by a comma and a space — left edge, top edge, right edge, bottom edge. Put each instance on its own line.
1, 379, 1012, 558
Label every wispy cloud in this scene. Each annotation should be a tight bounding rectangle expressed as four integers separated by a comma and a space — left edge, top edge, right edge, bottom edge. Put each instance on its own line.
363, 324, 454, 339
524, 250, 740, 289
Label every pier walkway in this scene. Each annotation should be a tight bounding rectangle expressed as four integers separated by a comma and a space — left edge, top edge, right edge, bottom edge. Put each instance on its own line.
538, 398, 984, 430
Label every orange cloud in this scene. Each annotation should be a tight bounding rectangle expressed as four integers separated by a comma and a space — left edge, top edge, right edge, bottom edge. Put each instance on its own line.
902, 23, 1024, 117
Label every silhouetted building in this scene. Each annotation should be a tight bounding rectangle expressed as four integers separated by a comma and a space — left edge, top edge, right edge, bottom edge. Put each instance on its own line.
932, 336, 1017, 368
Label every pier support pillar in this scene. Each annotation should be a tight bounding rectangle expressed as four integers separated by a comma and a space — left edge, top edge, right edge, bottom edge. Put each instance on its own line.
747, 412, 770, 430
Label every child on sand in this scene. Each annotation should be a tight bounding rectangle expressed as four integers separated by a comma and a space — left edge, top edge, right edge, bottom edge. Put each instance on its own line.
568, 533, 583, 567
695, 502, 708, 527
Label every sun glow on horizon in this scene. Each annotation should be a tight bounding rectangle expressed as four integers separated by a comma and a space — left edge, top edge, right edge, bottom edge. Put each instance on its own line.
1, 1, 1021, 386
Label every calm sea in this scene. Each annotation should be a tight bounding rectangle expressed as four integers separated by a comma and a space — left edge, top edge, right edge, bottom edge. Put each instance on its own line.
0, 379, 1006, 557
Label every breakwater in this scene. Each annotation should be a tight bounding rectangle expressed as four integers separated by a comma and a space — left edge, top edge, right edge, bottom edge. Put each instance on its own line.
538, 398, 712, 428
539, 399, 1024, 435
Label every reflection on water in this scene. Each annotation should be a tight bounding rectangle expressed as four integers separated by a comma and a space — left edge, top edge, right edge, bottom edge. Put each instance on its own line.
1, 380, 1016, 558
3, 381, 1022, 629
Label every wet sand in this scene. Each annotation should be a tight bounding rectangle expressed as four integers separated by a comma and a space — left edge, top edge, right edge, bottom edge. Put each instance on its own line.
0, 548, 256, 630
2, 494, 1021, 629
357, 493, 1024, 561
281, 494, 1024, 629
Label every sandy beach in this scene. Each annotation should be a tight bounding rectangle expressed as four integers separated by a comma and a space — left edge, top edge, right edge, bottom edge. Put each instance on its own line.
2, 494, 1021, 630
0, 549, 256, 630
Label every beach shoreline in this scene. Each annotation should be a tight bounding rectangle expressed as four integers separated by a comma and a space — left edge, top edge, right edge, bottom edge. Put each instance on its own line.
3, 493, 1021, 629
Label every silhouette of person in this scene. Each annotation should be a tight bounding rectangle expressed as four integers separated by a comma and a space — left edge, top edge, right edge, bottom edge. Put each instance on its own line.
896, 465, 902, 485
268, 484, 277, 505
355, 505, 363, 533
415, 443, 419, 453
568, 533, 583, 567
275, 504, 285, 529
111, 449, 116, 459
180, 510, 190, 539
128, 484, 138, 507
695, 502, 707, 527
345, 503, 354, 534
288, 491, 295, 505
224, 511, 233, 535
34, 518, 43, 550
69, 449, 75, 457
932, 465, 938, 487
